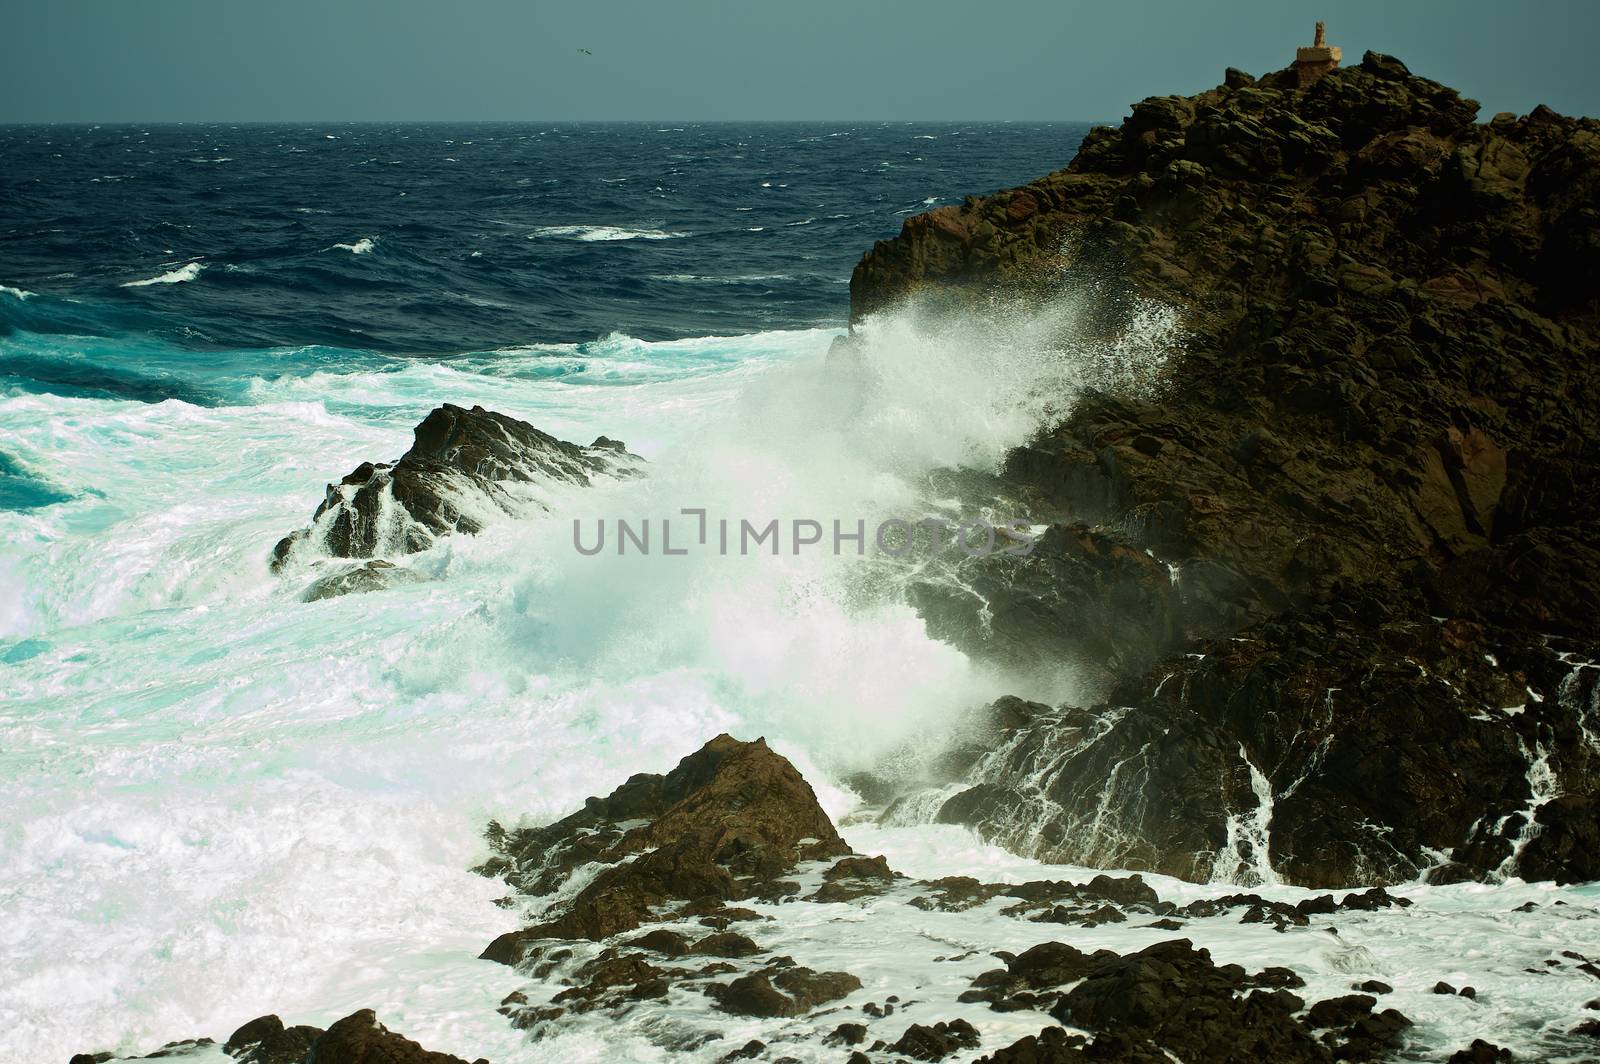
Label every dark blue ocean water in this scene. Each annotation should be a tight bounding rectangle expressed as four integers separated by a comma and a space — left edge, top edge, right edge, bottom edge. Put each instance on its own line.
1, 123, 1088, 358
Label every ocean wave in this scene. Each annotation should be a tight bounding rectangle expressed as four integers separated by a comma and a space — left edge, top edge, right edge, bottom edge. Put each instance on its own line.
0, 352, 219, 405
527, 225, 687, 242
331, 237, 377, 255
0, 449, 74, 512
121, 262, 205, 287
0, 285, 34, 301
650, 273, 797, 285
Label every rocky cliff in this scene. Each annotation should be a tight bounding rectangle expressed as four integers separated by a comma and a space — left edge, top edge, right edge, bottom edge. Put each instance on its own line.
851, 53, 1600, 887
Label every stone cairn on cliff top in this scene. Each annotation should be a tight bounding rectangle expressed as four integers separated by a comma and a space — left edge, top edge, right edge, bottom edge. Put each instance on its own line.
1295, 21, 1343, 88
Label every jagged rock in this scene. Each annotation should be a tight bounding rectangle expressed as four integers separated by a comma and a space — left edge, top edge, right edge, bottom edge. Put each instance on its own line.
850, 52, 1600, 888
624, 929, 693, 957
960, 941, 1107, 1013
73, 1011, 477, 1064
271, 403, 642, 568
549, 952, 687, 1011
975, 1026, 1093, 1063
687, 931, 764, 958
888, 1018, 981, 1061
300, 1010, 485, 1064
479, 734, 850, 962
1446, 1041, 1514, 1063
932, 600, 1600, 886
223, 1014, 322, 1064
807, 853, 898, 902
705, 965, 862, 1018
968, 937, 1409, 1062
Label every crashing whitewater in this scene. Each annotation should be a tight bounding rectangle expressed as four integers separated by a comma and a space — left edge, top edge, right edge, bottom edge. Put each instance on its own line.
1, 299, 1597, 1063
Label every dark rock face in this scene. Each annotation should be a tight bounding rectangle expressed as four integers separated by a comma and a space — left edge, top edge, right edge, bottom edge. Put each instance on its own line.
298, 1009, 485, 1064
69, 1010, 480, 1064
972, 938, 1410, 1063
224, 1014, 321, 1064
475, 735, 887, 1044
706, 966, 863, 1017
850, 54, 1600, 887
939, 607, 1599, 885
1446, 1041, 1514, 1064
888, 1018, 982, 1060
467, 734, 1505, 1057
272, 403, 642, 570
478, 734, 850, 960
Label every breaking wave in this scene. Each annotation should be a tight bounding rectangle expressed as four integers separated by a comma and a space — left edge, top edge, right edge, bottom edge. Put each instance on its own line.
121, 262, 205, 287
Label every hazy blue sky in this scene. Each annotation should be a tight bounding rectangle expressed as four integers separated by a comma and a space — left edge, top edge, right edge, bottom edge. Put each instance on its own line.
3, 1, 1595, 123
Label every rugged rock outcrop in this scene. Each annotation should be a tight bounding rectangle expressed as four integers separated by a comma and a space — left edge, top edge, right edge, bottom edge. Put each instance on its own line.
68, 1010, 484, 1064
933, 608, 1599, 886
467, 735, 1530, 1059
292, 1010, 485, 1064
271, 403, 642, 573
850, 53, 1600, 887
107, 732, 1581, 1060
477, 734, 850, 960
969, 938, 1411, 1064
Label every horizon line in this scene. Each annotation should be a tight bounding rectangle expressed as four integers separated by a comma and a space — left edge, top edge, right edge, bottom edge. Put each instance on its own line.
0, 117, 1117, 128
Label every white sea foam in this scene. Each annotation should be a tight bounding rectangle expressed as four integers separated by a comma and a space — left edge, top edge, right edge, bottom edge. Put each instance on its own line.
1, 284, 35, 300
1, 301, 1588, 1062
527, 225, 686, 242
121, 262, 204, 287
331, 237, 376, 254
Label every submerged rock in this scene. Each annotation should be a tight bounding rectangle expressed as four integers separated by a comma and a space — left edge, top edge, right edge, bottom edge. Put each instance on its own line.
271, 402, 642, 569
300, 558, 428, 602
849, 52, 1600, 888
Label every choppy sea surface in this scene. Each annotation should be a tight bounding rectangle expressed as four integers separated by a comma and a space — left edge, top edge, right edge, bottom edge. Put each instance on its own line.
2, 123, 1596, 1064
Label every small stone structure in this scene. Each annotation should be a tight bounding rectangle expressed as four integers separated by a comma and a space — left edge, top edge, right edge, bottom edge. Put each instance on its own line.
1294, 21, 1342, 89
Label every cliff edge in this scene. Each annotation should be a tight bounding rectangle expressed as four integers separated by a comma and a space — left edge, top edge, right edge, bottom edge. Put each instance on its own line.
851, 52, 1600, 887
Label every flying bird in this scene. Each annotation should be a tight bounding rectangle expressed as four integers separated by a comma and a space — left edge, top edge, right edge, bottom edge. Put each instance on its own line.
578, 48, 592, 55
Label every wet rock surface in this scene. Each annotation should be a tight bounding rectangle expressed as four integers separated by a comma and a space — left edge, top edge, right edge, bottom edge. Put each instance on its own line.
467, 734, 1510, 1060
271, 402, 642, 572
850, 53, 1600, 888
477, 733, 851, 957
71, 1010, 485, 1064
968, 938, 1413, 1063
101, 732, 1600, 1061
930, 611, 1599, 886
300, 558, 428, 602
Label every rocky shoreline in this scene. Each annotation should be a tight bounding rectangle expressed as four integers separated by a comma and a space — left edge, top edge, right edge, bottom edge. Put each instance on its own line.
856, 50, 1600, 890
77, 49, 1600, 1064
80, 736, 1600, 1062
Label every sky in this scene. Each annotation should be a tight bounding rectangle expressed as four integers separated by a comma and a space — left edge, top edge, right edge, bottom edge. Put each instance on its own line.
2, 0, 1596, 123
